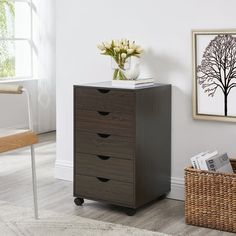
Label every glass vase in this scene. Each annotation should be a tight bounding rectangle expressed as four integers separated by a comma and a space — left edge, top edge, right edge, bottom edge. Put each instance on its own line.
111, 57, 131, 80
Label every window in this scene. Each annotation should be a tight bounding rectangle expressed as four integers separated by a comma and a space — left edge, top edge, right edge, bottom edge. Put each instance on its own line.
0, 0, 32, 80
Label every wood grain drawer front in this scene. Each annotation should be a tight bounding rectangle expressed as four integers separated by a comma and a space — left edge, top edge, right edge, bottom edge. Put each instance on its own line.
75, 109, 134, 137
75, 175, 134, 205
75, 153, 134, 183
76, 131, 134, 159
75, 87, 135, 114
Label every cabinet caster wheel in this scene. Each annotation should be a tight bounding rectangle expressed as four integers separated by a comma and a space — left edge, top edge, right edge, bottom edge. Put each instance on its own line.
126, 208, 136, 216
74, 197, 84, 206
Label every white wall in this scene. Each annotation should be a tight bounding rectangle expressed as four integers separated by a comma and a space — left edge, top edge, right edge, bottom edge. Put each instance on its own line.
0, 0, 56, 133
56, 0, 236, 199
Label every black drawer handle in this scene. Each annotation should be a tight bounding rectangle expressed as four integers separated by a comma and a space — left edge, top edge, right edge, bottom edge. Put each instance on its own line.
97, 111, 110, 116
97, 133, 111, 138
97, 177, 110, 182
97, 155, 111, 160
97, 89, 110, 94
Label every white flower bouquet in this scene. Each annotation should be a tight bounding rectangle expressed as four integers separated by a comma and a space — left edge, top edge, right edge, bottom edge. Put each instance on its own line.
97, 39, 143, 80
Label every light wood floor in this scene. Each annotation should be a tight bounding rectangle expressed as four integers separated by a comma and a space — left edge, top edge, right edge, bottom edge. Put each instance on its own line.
0, 132, 234, 236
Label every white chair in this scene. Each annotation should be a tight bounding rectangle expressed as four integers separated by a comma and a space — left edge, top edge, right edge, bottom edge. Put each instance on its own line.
0, 85, 38, 219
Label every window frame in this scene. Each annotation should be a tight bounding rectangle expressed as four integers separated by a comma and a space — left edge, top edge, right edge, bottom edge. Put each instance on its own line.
0, 0, 33, 81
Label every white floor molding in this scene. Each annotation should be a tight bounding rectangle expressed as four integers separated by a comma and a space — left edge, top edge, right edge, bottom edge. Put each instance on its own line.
168, 177, 184, 201
55, 160, 73, 181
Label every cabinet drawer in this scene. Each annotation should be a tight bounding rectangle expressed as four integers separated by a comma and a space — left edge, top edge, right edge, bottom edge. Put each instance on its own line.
75, 87, 135, 114
76, 131, 134, 159
75, 109, 134, 137
75, 175, 134, 205
75, 153, 134, 183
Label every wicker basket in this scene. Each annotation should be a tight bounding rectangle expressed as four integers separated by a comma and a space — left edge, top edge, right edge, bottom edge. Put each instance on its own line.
185, 159, 236, 233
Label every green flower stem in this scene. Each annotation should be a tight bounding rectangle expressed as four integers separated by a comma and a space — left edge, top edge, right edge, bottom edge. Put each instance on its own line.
119, 70, 126, 80
113, 69, 119, 80
113, 68, 127, 80
112, 55, 128, 80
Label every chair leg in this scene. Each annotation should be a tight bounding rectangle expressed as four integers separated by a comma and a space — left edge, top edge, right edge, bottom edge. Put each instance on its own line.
30, 145, 38, 219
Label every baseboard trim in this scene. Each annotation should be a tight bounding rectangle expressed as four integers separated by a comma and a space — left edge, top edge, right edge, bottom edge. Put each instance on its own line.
55, 161, 185, 201
167, 177, 184, 201
55, 160, 73, 181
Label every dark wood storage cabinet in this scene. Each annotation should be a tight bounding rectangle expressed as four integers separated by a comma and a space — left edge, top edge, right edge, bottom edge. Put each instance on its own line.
73, 82, 171, 215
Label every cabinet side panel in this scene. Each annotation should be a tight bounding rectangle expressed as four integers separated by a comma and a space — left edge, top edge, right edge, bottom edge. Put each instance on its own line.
73, 86, 77, 197
135, 85, 171, 207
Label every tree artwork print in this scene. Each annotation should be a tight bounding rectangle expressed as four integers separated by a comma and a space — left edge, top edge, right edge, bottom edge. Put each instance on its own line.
197, 34, 236, 117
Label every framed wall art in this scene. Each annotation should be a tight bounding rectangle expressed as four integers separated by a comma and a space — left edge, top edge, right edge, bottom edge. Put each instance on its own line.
192, 30, 236, 122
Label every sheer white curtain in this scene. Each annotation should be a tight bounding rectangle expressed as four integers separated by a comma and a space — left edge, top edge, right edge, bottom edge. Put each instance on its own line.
33, 0, 56, 133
